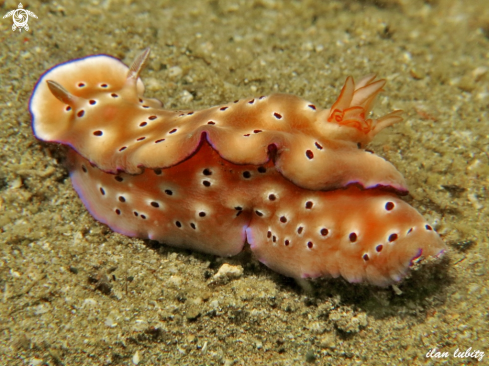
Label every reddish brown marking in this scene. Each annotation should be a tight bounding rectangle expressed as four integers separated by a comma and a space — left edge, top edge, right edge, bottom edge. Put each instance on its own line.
415, 107, 438, 121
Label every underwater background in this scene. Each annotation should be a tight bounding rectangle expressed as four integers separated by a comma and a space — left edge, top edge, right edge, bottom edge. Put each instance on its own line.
0, 0, 488, 364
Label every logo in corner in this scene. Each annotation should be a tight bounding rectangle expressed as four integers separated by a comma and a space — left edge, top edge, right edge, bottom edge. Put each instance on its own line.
3, 3, 38, 32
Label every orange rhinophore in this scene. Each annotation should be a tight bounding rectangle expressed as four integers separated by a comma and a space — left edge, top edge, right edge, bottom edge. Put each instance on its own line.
30, 48, 446, 286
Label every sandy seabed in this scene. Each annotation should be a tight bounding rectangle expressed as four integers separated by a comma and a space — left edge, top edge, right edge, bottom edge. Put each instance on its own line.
0, 0, 488, 365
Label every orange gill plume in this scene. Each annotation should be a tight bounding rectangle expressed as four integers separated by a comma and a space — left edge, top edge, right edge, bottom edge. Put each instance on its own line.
29, 47, 447, 287
322, 74, 404, 147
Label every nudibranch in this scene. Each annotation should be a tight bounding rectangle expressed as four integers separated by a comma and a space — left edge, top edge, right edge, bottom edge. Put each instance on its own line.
29, 48, 446, 286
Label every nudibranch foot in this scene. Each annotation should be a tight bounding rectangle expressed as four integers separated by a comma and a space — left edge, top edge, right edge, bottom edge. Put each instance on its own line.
67, 140, 445, 286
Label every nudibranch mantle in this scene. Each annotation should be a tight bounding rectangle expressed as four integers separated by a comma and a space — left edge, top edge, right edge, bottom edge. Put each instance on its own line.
29, 48, 446, 286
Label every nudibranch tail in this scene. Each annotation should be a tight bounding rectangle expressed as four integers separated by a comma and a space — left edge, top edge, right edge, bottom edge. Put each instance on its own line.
248, 184, 446, 287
